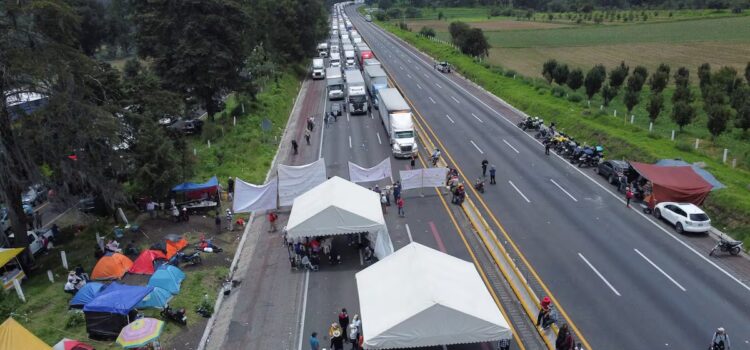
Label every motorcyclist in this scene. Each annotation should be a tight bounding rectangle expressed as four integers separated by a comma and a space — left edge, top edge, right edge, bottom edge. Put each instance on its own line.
711, 327, 730, 350
431, 148, 441, 166
474, 178, 485, 193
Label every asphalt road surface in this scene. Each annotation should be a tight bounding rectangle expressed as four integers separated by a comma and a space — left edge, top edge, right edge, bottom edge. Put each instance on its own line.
346, 5, 750, 349
297, 56, 523, 349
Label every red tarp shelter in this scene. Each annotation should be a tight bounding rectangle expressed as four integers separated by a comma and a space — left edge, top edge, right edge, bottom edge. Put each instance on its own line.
630, 162, 713, 207
91, 252, 133, 280
129, 250, 168, 275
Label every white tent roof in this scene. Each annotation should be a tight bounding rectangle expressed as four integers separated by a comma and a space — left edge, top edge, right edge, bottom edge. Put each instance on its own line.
286, 176, 385, 238
356, 243, 512, 349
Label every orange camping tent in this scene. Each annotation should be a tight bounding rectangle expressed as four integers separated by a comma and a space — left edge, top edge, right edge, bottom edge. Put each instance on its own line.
165, 238, 188, 259
91, 253, 133, 280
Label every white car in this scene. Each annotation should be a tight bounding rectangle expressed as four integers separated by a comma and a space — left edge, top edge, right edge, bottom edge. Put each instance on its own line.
654, 202, 711, 233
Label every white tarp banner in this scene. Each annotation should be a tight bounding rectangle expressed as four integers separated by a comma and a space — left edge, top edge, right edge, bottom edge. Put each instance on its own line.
399, 169, 423, 191
232, 178, 278, 213
278, 159, 327, 206
348, 158, 393, 183
422, 167, 449, 188
399, 168, 449, 190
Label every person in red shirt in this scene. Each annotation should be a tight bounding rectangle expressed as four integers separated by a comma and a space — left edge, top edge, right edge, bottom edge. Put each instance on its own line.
397, 197, 405, 217
625, 187, 634, 208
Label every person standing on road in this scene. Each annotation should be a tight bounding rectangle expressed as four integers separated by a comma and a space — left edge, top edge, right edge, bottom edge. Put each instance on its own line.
226, 209, 234, 231
268, 211, 278, 232
34, 210, 43, 229
228, 177, 235, 197
392, 181, 401, 202
338, 309, 350, 342
537, 296, 551, 328
348, 315, 361, 349
292, 139, 299, 155
307, 116, 315, 131
625, 187, 634, 208
544, 138, 551, 155
146, 201, 156, 219
711, 327, 730, 350
380, 193, 388, 214
481, 159, 489, 177
555, 324, 574, 350
215, 213, 222, 235
410, 154, 416, 168
310, 332, 320, 350
305, 128, 311, 145
397, 197, 405, 217
489, 165, 496, 185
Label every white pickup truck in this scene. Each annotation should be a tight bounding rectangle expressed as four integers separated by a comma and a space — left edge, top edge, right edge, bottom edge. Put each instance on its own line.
7, 229, 54, 256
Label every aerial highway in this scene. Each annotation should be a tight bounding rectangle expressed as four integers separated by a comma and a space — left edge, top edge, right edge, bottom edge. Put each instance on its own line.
346, 5, 750, 349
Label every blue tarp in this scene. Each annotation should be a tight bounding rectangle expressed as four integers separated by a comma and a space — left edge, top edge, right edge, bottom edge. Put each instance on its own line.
83, 283, 153, 315
655, 159, 726, 190
135, 287, 173, 309
171, 176, 218, 193
148, 265, 185, 295
70, 282, 106, 309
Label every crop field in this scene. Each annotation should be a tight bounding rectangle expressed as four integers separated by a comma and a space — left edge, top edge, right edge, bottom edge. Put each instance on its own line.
406, 12, 750, 78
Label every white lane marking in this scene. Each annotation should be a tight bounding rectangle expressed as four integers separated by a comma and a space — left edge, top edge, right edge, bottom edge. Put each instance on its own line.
349, 135, 352, 149
470, 140, 484, 154
508, 181, 531, 203
502, 139, 519, 154
424, 73, 429, 78
472, 113, 484, 123
406, 223, 413, 242
346, 111, 350, 122
296, 271, 310, 350
407, 73, 412, 78
399, 65, 404, 70
417, 83, 423, 90
429, 97, 436, 104
435, 82, 442, 88
33, 201, 49, 213
445, 114, 455, 123
370, 18, 750, 293
634, 249, 687, 292
579, 253, 621, 296
550, 179, 578, 202
377, 132, 382, 144
451, 96, 460, 104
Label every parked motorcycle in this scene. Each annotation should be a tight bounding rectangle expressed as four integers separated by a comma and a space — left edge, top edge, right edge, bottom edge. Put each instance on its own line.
171, 251, 202, 266
474, 178, 485, 193
709, 238, 743, 256
161, 304, 187, 325
517, 116, 534, 130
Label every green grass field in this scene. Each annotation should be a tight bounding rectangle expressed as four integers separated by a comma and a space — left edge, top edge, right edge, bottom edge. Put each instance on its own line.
378, 20, 750, 247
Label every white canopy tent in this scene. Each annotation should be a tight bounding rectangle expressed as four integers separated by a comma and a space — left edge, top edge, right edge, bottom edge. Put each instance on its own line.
286, 176, 394, 259
356, 243, 512, 349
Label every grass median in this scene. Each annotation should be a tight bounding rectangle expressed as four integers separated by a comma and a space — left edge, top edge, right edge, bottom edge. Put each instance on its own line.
0, 69, 302, 348
375, 20, 750, 245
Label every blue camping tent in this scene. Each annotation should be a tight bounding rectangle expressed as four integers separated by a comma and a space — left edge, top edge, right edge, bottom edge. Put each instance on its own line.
69, 282, 106, 309
171, 176, 218, 192
83, 283, 153, 315
655, 159, 726, 190
135, 287, 173, 309
148, 265, 185, 294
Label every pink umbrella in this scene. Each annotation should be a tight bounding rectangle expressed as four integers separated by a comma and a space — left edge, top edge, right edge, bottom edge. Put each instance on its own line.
116, 318, 165, 348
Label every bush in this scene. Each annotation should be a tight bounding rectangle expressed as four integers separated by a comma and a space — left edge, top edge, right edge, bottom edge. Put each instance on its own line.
676, 141, 694, 153
405, 7, 421, 18
551, 86, 566, 97
65, 311, 85, 329
397, 21, 410, 31
374, 10, 388, 21
386, 8, 401, 19
419, 26, 436, 38
568, 94, 584, 103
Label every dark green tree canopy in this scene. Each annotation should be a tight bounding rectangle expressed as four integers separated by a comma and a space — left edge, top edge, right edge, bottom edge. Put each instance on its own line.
584, 64, 606, 100
567, 68, 584, 91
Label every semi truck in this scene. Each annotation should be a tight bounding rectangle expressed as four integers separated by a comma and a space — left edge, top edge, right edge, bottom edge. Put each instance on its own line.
326, 68, 345, 100
317, 42, 328, 58
345, 69, 368, 115
376, 88, 418, 158
312, 58, 325, 79
356, 44, 373, 67
344, 50, 356, 69
363, 65, 388, 108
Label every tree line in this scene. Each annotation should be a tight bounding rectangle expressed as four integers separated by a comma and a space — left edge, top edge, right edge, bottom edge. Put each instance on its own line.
1, 0, 327, 263
376, 0, 747, 12
542, 60, 750, 137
